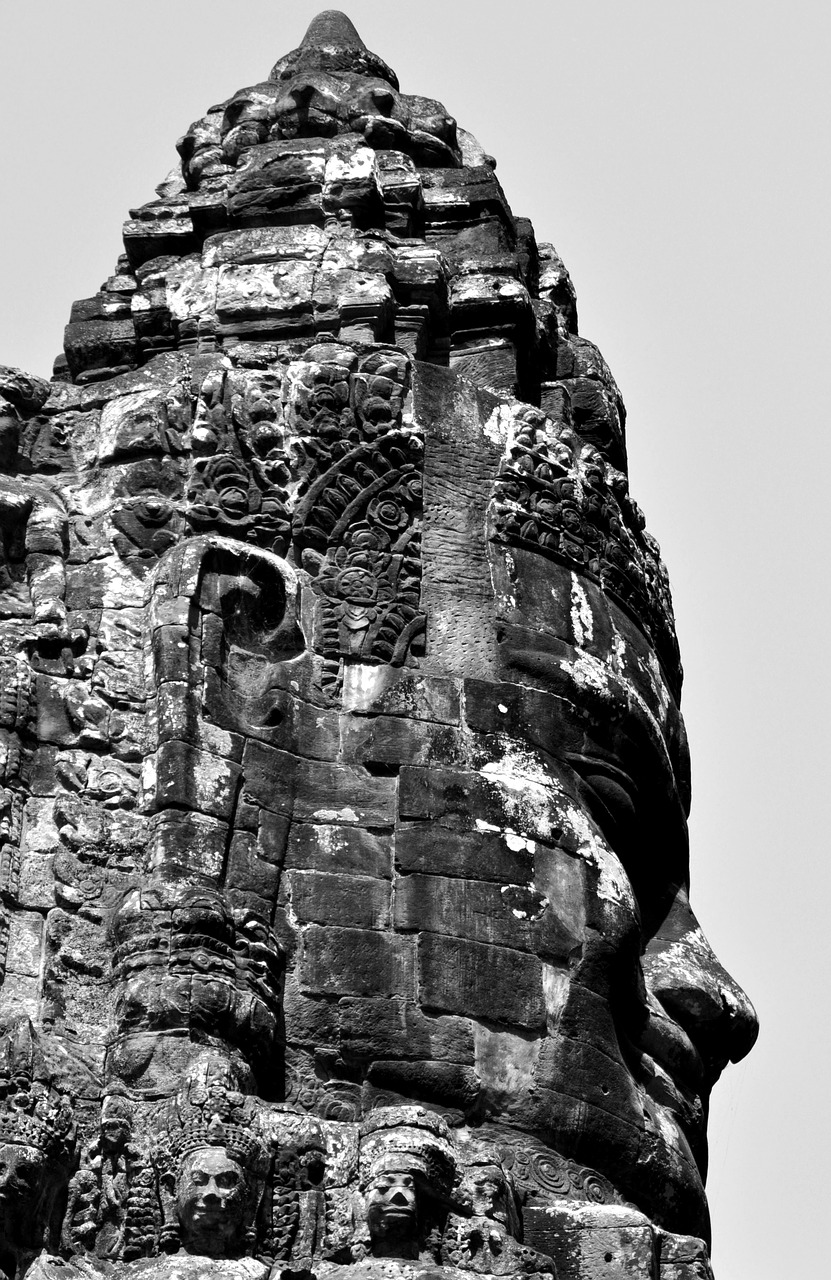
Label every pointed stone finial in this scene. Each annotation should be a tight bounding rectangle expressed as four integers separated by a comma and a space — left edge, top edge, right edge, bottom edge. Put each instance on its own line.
269, 11, 398, 90
300, 10, 367, 50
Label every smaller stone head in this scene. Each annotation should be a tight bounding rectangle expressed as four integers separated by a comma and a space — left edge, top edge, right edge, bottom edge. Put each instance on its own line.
154, 1052, 269, 1259
461, 1164, 512, 1227
0, 1019, 76, 1264
456, 1145, 520, 1235
175, 1145, 250, 1258
364, 1154, 419, 1254
359, 1107, 457, 1261
0, 1143, 46, 1227
99, 1093, 132, 1154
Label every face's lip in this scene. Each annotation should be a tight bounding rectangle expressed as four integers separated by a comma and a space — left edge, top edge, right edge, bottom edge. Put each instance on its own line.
618, 989, 712, 1159
637, 999, 708, 1094
192, 1205, 224, 1221
635, 1047, 706, 1148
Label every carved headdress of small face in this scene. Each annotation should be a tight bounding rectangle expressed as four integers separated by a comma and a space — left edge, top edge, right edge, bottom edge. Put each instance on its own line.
152, 1052, 269, 1259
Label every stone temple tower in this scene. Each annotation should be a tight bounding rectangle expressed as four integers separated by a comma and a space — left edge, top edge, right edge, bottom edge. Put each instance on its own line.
0, 13, 756, 1280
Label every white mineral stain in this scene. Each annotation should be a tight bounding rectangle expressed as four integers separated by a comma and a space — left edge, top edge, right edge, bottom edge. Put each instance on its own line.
644, 929, 731, 1006
645, 648, 671, 718
479, 740, 557, 839
21, 799, 61, 857
505, 831, 536, 854
570, 572, 594, 647
498, 703, 508, 713
611, 627, 627, 672
482, 403, 514, 448
559, 650, 612, 698
475, 818, 501, 834
541, 963, 570, 1030
101, 559, 153, 610
651, 1102, 683, 1155
141, 755, 157, 797
502, 884, 549, 920
314, 827, 346, 856
609, 627, 677, 776
343, 663, 390, 710
313, 807, 359, 823
563, 800, 633, 909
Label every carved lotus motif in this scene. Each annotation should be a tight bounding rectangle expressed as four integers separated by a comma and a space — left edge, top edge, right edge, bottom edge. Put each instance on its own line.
318, 545, 396, 611
367, 482, 420, 539
188, 453, 251, 524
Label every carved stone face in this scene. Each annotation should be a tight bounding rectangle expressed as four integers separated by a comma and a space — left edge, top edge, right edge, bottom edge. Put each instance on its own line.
0, 1143, 45, 1233
365, 1167, 418, 1254
175, 1147, 248, 1257
461, 1165, 511, 1225
100, 1115, 130, 1153
99, 1097, 131, 1154
472, 533, 759, 1237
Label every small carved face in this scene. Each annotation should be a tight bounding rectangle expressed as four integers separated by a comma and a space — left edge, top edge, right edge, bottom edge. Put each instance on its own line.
100, 1115, 130, 1153
0, 1143, 45, 1221
463, 1165, 510, 1224
176, 1147, 248, 1257
365, 1168, 418, 1247
99, 1096, 132, 1153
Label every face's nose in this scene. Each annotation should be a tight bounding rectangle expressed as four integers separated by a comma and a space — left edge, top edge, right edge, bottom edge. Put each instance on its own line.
643, 884, 758, 1084
391, 1190, 410, 1206
202, 1177, 221, 1204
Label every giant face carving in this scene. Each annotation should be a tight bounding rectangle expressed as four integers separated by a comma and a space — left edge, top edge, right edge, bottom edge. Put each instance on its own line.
0, 12, 757, 1271
285, 369, 759, 1242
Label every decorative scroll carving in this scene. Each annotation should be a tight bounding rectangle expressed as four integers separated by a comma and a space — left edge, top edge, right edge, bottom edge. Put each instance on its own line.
493, 1136, 624, 1210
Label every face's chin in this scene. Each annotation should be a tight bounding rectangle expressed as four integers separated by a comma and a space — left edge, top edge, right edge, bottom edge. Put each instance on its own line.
379, 1208, 415, 1231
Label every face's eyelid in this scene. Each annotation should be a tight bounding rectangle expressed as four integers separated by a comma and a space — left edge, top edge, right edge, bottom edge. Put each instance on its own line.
565, 752, 639, 794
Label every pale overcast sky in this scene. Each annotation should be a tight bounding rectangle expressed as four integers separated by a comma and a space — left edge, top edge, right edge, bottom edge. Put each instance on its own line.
1, 4, 828, 1276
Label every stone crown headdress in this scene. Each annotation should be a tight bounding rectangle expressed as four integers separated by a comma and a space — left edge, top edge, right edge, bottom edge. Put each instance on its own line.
154, 1050, 269, 1180
0, 1018, 76, 1165
359, 1105, 458, 1199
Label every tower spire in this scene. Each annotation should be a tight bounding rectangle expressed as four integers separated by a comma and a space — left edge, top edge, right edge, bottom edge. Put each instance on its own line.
300, 10, 367, 49
269, 8, 398, 89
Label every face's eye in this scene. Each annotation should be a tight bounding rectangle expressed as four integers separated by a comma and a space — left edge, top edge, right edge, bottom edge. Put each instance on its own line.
216, 1171, 241, 1190
566, 751, 684, 933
